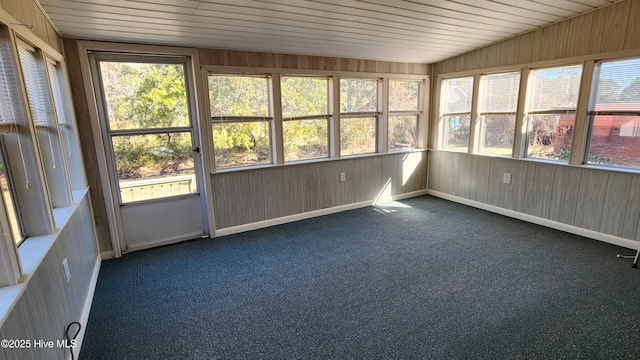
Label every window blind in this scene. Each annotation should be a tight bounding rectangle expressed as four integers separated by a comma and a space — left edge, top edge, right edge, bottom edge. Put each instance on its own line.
590, 58, 640, 113
442, 77, 473, 114
481, 72, 520, 113
18, 45, 55, 127
528, 65, 582, 112
47, 61, 74, 157
18, 43, 58, 169
0, 33, 31, 187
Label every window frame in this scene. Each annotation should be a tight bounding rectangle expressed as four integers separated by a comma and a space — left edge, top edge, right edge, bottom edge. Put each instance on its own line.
584, 56, 640, 170
523, 64, 583, 163
201, 66, 428, 174
208, 72, 274, 170
339, 77, 381, 157
477, 71, 521, 156
281, 74, 332, 163
439, 75, 475, 152
388, 79, 424, 152
17, 38, 73, 209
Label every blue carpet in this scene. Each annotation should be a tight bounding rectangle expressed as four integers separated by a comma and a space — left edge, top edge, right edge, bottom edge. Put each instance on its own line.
81, 196, 640, 359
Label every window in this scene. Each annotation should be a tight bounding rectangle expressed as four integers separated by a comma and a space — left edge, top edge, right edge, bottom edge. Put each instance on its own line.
340, 78, 378, 156
587, 58, 640, 170
525, 65, 582, 161
388, 80, 420, 151
18, 41, 72, 208
209, 74, 271, 169
281, 76, 330, 162
46, 59, 85, 189
440, 77, 473, 151
99, 60, 197, 203
0, 37, 25, 246
478, 72, 520, 155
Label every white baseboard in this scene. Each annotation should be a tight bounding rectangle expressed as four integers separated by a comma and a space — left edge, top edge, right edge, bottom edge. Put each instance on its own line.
215, 190, 428, 237
71, 254, 101, 360
428, 190, 640, 251
100, 250, 114, 260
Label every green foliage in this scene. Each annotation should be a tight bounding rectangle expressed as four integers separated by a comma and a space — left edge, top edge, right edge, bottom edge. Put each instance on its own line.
619, 77, 640, 102
101, 62, 193, 179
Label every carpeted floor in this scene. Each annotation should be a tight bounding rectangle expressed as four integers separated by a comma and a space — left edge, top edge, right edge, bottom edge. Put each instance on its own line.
80, 195, 640, 359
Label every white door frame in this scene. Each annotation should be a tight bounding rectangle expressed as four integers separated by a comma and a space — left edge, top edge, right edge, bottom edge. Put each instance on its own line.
76, 41, 216, 257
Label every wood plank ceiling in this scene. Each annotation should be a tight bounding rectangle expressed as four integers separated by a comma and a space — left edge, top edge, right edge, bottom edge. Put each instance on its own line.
38, 0, 621, 63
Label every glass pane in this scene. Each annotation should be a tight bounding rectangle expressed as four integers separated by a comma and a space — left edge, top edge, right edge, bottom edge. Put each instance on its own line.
0, 144, 22, 246
442, 77, 473, 114
388, 116, 417, 151
112, 132, 196, 203
481, 72, 520, 113
443, 114, 470, 151
283, 119, 328, 162
213, 121, 271, 168
340, 79, 377, 112
587, 115, 640, 169
100, 62, 189, 130
590, 58, 640, 112
528, 65, 582, 111
527, 114, 574, 161
389, 80, 419, 111
480, 114, 515, 155
281, 77, 328, 118
209, 75, 269, 117
341, 117, 376, 156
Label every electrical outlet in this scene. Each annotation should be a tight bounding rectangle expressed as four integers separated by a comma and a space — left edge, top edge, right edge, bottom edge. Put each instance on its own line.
503, 173, 512, 185
62, 258, 71, 283
340, 173, 346, 182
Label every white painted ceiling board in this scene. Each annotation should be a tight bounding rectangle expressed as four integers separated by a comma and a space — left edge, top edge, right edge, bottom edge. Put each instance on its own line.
38, 0, 621, 63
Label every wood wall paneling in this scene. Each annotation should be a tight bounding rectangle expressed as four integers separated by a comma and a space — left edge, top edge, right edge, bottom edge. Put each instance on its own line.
624, 0, 640, 50
0, 195, 98, 360
472, 155, 491, 204
485, 42, 502, 68
557, 167, 582, 226
574, 169, 609, 232
589, 6, 608, 54
213, 153, 427, 230
428, 151, 441, 192
63, 39, 113, 252
529, 26, 545, 63
600, 172, 633, 237
198, 48, 428, 74
522, 162, 556, 219
600, 0, 632, 53
622, 175, 640, 240
566, 11, 594, 58
500, 36, 520, 67
487, 157, 508, 207
456, 152, 472, 200
540, 23, 559, 61
554, 18, 571, 59
518, 32, 534, 64
548, 166, 566, 222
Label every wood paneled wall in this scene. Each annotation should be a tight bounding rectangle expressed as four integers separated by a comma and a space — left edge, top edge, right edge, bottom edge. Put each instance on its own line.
429, 151, 640, 242
428, 0, 640, 247
62, 38, 112, 253
0, 0, 60, 53
0, 193, 99, 360
213, 152, 427, 229
199, 48, 430, 74
432, 0, 640, 75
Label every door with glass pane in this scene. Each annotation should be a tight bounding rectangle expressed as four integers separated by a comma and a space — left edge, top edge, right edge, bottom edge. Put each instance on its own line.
92, 55, 206, 252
